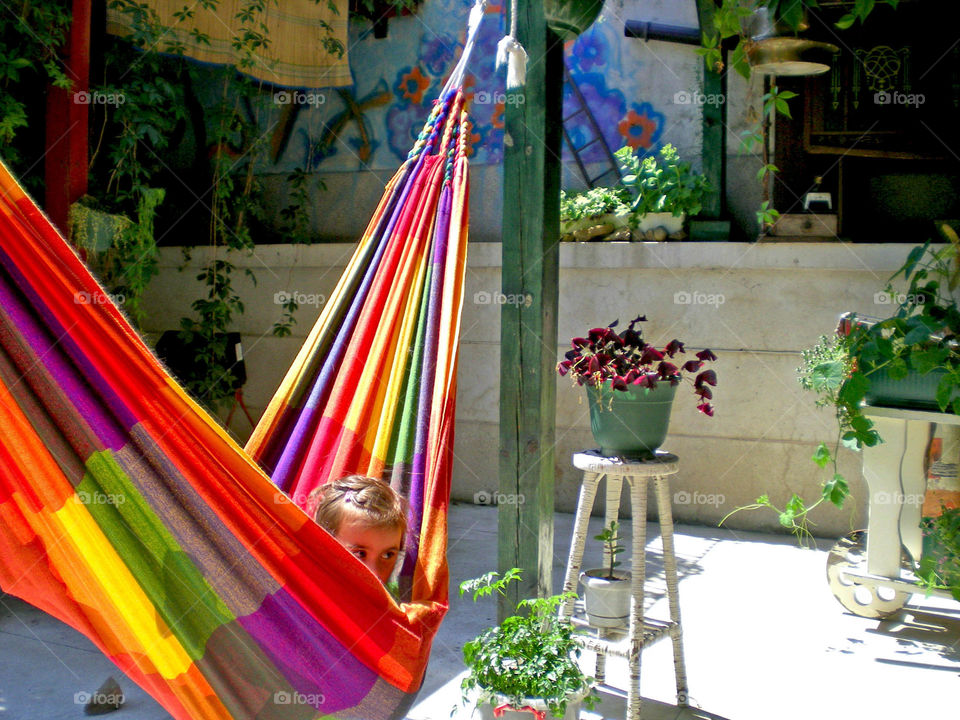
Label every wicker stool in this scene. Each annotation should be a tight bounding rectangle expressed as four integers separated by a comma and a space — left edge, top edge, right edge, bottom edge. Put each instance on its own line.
558, 450, 688, 720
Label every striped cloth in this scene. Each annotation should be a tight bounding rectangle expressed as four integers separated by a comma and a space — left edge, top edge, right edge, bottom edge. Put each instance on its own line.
106, 0, 351, 89
0, 81, 470, 719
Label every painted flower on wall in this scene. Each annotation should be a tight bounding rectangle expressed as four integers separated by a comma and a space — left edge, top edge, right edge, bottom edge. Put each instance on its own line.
420, 32, 463, 77
395, 66, 432, 105
569, 27, 608, 73
617, 101, 664, 151
386, 102, 431, 160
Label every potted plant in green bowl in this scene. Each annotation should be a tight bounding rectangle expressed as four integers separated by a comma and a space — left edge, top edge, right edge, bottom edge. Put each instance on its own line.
727, 236, 960, 539
559, 185, 632, 241
459, 569, 597, 720
557, 314, 718, 458
579, 521, 630, 628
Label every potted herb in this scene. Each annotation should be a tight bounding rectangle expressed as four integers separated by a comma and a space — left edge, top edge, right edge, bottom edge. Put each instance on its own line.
557, 315, 718, 458
615, 143, 710, 237
559, 185, 632, 241
727, 235, 960, 536
579, 521, 631, 628
459, 569, 597, 720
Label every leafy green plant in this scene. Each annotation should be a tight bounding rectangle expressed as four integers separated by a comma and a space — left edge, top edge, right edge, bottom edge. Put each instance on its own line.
919, 505, 960, 601
557, 315, 718, 417
559, 186, 630, 224
0, 0, 72, 185
615, 144, 710, 220
725, 235, 960, 537
593, 521, 625, 580
458, 569, 597, 718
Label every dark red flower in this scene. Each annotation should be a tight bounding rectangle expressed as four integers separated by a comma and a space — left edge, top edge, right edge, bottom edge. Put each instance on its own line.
664, 339, 685, 357
696, 349, 718, 362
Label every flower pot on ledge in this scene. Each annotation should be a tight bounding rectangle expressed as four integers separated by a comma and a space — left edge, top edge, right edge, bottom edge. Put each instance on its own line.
586, 381, 678, 458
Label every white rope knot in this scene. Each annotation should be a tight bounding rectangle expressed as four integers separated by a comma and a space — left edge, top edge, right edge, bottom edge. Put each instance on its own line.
496, 35, 528, 89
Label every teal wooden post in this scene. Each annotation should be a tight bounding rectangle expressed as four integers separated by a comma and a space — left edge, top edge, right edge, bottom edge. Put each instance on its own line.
696, 0, 726, 219
498, 0, 564, 617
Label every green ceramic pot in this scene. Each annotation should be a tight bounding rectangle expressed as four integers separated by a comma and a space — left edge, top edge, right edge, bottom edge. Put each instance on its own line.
544, 0, 604, 42
586, 381, 677, 458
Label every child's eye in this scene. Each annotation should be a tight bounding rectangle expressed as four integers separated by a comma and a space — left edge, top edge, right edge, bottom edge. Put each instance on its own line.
382, 550, 397, 560
352, 549, 367, 559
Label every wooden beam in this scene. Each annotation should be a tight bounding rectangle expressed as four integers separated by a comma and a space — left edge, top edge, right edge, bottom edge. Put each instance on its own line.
45, 0, 91, 235
498, 1, 564, 617
695, 0, 725, 219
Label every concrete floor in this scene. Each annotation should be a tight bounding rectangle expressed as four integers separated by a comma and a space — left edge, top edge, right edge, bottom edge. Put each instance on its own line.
2, 502, 959, 720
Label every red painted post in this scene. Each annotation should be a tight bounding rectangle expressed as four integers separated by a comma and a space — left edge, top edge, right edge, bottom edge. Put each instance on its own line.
45, 0, 92, 235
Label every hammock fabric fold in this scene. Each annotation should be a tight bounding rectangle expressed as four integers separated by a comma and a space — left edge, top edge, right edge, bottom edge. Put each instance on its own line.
0, 81, 470, 719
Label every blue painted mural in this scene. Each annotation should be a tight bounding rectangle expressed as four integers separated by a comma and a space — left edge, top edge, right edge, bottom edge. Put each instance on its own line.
260, 0, 669, 174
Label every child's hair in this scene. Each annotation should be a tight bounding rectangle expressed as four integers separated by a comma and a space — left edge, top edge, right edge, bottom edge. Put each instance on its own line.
312, 474, 408, 539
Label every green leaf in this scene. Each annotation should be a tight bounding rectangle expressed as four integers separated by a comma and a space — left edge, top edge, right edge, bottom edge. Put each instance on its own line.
937, 375, 955, 412
822, 473, 850, 507
903, 324, 933, 345
839, 371, 869, 406
835, 12, 857, 28
810, 360, 845, 392
812, 442, 832, 468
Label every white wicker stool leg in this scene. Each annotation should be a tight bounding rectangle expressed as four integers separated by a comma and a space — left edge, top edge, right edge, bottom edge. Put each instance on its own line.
655, 475, 688, 706
627, 474, 648, 720
560, 470, 601, 620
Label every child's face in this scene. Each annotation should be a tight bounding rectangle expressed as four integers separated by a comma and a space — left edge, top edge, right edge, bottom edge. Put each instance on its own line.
335, 519, 403, 584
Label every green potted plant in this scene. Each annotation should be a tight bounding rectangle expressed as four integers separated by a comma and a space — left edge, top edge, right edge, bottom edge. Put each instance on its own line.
557, 314, 718, 458
920, 504, 960, 601
459, 569, 597, 720
559, 185, 632, 241
579, 521, 631, 628
615, 143, 711, 237
728, 235, 960, 536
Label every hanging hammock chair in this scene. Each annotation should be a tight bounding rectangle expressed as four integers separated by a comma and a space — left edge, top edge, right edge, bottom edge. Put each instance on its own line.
0, 5, 482, 718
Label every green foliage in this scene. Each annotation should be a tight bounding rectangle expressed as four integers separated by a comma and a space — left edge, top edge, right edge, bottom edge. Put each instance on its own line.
594, 521, 625, 580
725, 236, 960, 540
0, 0, 72, 183
559, 186, 631, 224
458, 569, 596, 718
615, 143, 711, 220
919, 505, 960, 601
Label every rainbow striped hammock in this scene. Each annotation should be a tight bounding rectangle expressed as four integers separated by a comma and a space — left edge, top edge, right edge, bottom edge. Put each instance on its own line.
0, 8, 480, 718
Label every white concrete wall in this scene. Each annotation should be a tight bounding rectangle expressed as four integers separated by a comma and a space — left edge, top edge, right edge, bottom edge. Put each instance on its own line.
141, 241, 926, 537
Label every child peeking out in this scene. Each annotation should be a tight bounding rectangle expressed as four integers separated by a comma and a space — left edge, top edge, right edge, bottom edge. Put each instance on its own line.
313, 475, 407, 585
